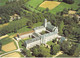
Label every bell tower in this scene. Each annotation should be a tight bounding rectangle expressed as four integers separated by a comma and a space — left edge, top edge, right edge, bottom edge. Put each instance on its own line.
44, 19, 47, 27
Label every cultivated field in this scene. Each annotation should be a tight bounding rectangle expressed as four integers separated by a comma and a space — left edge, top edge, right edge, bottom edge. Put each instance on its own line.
2, 52, 21, 57
2, 42, 17, 52
39, 1, 61, 10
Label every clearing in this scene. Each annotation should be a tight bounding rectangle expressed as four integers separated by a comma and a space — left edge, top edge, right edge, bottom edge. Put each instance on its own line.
2, 42, 17, 52
39, 1, 61, 10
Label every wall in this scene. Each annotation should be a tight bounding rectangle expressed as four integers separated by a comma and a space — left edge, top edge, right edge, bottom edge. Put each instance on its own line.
20, 33, 33, 39
26, 40, 41, 49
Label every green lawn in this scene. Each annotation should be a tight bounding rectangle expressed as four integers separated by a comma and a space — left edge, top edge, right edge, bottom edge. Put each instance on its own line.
25, 0, 44, 12
17, 22, 42, 33
25, 0, 44, 8
18, 37, 32, 48
0, 37, 13, 45
33, 22, 43, 28
17, 26, 32, 33
0, 0, 8, 6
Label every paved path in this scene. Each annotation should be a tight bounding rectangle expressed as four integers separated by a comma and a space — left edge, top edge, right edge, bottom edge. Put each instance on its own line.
0, 50, 17, 57
12, 38, 20, 50
0, 35, 8, 40
53, 51, 63, 58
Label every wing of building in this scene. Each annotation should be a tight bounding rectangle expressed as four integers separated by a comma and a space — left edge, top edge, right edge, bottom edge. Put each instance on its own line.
24, 19, 59, 49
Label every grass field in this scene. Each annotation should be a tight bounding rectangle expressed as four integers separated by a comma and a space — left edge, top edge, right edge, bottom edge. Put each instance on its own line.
25, 0, 43, 8
49, 0, 80, 14
17, 22, 42, 33
2, 52, 23, 57
0, 0, 8, 6
0, 37, 13, 45
39, 1, 61, 10
2, 42, 17, 52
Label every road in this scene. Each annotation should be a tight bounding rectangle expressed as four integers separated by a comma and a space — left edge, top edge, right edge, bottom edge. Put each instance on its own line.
53, 51, 63, 58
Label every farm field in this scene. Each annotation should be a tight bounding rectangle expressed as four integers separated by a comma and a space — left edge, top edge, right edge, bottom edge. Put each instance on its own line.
39, 1, 61, 10
0, 37, 17, 55
2, 52, 22, 57
26, 0, 80, 14
2, 42, 17, 52
49, 0, 80, 14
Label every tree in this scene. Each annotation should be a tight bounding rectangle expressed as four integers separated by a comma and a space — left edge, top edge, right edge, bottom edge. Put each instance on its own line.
68, 44, 78, 55
0, 42, 2, 51
27, 20, 33, 28
31, 46, 39, 56
31, 45, 50, 57
60, 41, 70, 53
74, 44, 80, 57
59, 21, 64, 35
50, 44, 60, 55
63, 0, 74, 4
21, 48, 32, 57
26, 50, 32, 57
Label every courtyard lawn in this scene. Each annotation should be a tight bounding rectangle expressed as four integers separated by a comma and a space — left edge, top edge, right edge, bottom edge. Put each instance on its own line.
2, 52, 23, 57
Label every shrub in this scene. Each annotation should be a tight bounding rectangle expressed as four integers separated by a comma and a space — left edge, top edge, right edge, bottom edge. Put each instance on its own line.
63, 0, 74, 4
